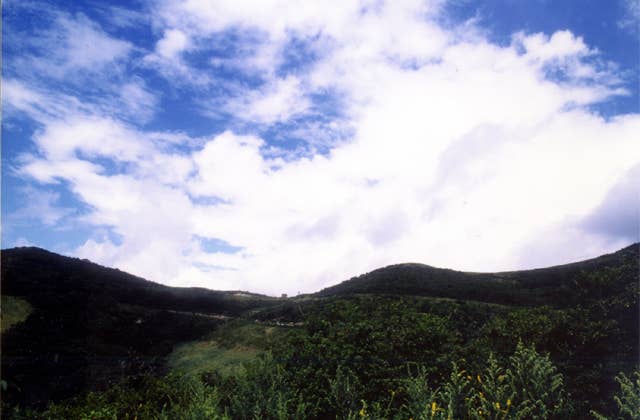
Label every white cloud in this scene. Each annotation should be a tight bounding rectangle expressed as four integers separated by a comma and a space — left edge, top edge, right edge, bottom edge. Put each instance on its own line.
58, 14, 132, 71
9, 188, 73, 227
2, 79, 88, 121
230, 76, 310, 124
11, 12, 133, 81
118, 80, 159, 122
515, 30, 590, 62
9, 1, 640, 295
618, 0, 640, 34
101, 4, 149, 29
156, 29, 191, 58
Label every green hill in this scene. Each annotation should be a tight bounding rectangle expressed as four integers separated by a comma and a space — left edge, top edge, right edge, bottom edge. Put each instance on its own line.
0, 247, 279, 408
315, 243, 639, 307
1, 244, 638, 419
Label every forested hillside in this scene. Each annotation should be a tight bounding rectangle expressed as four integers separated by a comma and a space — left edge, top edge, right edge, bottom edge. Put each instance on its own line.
1, 247, 278, 408
316, 243, 639, 307
1, 244, 638, 419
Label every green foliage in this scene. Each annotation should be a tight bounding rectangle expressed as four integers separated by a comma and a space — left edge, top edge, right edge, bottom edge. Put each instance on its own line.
10, 339, 632, 420
221, 353, 309, 419
402, 342, 569, 419
402, 365, 450, 419
2, 244, 638, 419
591, 370, 640, 420
504, 341, 569, 419
327, 366, 364, 415
477, 307, 568, 353
1, 296, 32, 333
269, 296, 458, 416
168, 320, 289, 378
27, 374, 227, 420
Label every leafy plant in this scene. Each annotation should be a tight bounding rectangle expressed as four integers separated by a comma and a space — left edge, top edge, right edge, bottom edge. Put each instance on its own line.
591, 370, 640, 420
402, 342, 570, 419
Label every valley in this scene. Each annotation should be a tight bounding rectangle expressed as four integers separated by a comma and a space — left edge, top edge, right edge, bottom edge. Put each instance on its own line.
1, 244, 638, 419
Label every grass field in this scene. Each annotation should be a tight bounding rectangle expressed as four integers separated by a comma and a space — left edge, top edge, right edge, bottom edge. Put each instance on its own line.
1, 296, 32, 333
168, 320, 288, 377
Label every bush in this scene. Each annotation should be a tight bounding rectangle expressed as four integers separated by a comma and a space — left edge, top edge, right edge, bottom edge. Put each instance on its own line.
219, 353, 309, 419
402, 342, 570, 419
29, 374, 226, 420
591, 370, 640, 420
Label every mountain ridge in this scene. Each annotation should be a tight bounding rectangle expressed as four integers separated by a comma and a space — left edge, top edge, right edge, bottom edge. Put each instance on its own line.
4, 242, 638, 299
1, 243, 638, 410
314, 242, 639, 307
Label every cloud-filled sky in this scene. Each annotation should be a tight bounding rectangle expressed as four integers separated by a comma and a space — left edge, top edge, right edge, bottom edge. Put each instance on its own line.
2, 0, 639, 295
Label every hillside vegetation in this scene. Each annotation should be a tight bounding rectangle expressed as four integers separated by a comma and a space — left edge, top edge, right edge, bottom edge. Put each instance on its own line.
316, 244, 639, 307
0, 247, 278, 408
1, 244, 638, 419
1, 296, 32, 333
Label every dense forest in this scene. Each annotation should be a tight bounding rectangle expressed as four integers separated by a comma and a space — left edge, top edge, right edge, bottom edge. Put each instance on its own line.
1, 245, 639, 419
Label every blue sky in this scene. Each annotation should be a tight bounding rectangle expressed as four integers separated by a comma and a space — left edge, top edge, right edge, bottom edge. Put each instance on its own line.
2, 0, 639, 294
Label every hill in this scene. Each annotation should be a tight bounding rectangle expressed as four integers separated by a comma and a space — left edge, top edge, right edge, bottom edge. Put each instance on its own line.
315, 243, 639, 307
0, 247, 279, 408
1, 244, 638, 418
1, 247, 278, 315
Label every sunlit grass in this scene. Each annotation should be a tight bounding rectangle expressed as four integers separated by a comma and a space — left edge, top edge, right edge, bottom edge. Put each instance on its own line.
1, 295, 32, 333
169, 340, 260, 377
168, 320, 288, 377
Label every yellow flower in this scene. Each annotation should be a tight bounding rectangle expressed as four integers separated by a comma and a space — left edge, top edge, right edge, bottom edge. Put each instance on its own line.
359, 408, 366, 417
477, 374, 482, 383
431, 401, 437, 415
507, 399, 511, 407
467, 375, 473, 380
495, 402, 500, 409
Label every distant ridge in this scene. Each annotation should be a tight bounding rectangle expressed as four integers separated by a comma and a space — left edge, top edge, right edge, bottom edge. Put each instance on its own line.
314, 243, 639, 307
1, 246, 277, 315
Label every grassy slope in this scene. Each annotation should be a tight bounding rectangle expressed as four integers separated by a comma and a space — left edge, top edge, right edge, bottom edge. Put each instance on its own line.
168, 320, 288, 377
1, 296, 32, 333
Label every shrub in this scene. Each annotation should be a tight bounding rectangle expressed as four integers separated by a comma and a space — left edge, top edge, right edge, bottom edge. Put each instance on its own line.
591, 370, 640, 420
402, 342, 570, 419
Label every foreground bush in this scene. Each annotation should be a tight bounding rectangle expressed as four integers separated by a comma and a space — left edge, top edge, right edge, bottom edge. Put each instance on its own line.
591, 371, 640, 420
401, 342, 570, 419
7, 343, 636, 419
8, 374, 228, 420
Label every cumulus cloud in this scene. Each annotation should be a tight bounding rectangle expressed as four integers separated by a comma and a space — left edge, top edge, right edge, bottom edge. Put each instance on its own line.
235, 76, 311, 124
156, 29, 191, 58
6, 0, 640, 295
581, 164, 640, 242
